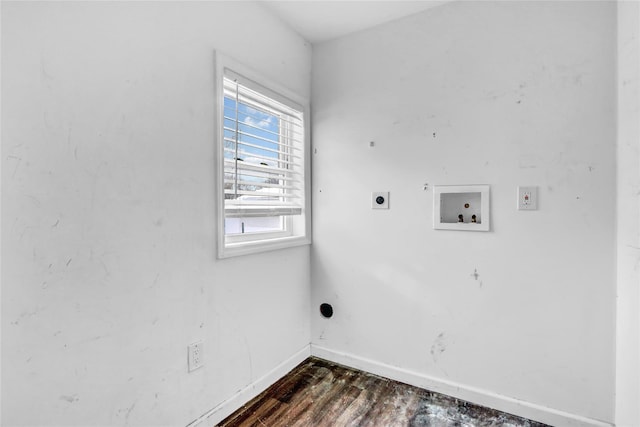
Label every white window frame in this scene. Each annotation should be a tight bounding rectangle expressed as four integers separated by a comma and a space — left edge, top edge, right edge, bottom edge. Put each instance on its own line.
215, 53, 311, 258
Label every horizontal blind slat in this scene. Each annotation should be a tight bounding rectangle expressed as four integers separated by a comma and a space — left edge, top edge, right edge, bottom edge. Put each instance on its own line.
223, 134, 303, 158
224, 158, 303, 177
223, 179, 301, 191
224, 206, 303, 218
222, 131, 303, 156
223, 108, 304, 140
223, 149, 299, 168
224, 190, 302, 199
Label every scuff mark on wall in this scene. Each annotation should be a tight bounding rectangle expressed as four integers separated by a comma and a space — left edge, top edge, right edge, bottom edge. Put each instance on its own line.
470, 269, 483, 287
7, 155, 22, 178
100, 260, 111, 279
60, 395, 79, 403
243, 336, 254, 381
148, 273, 159, 289
12, 308, 43, 325
117, 401, 137, 425
77, 335, 109, 345
430, 333, 447, 363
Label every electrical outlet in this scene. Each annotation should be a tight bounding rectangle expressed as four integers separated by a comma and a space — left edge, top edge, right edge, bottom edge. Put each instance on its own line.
517, 186, 538, 210
372, 191, 389, 209
188, 341, 204, 372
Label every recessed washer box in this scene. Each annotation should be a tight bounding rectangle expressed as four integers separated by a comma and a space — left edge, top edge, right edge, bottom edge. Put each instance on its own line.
433, 185, 490, 231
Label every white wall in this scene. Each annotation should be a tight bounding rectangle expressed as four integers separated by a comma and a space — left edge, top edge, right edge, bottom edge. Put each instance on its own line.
311, 1, 617, 425
616, 1, 640, 426
1, 2, 311, 426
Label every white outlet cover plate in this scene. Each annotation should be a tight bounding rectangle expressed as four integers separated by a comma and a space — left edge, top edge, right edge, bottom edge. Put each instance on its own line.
372, 192, 389, 209
188, 341, 204, 372
517, 186, 538, 210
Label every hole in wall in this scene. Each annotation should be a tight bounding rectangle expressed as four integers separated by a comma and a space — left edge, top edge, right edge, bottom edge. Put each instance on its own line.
320, 303, 333, 318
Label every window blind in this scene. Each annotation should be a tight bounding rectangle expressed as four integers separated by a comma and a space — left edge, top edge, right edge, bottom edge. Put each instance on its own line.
222, 70, 305, 219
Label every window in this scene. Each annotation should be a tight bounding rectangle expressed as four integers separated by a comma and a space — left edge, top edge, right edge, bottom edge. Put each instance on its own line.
216, 55, 310, 258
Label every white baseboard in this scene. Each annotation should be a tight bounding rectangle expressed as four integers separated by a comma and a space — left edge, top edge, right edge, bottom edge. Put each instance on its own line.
187, 345, 311, 427
311, 344, 613, 427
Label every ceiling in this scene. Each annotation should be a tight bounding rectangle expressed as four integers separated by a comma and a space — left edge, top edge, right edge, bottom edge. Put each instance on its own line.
262, 1, 451, 44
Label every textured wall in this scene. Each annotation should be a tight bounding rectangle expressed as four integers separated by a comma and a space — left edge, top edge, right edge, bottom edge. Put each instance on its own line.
1, 2, 311, 426
311, 1, 616, 423
616, 1, 640, 425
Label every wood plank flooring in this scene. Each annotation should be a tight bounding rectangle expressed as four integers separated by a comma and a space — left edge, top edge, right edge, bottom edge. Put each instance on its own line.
217, 357, 550, 427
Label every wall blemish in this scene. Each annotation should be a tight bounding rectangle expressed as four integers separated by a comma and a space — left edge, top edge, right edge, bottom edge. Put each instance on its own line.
59, 395, 79, 404
470, 269, 483, 287
430, 333, 447, 363
7, 155, 22, 178
149, 273, 159, 289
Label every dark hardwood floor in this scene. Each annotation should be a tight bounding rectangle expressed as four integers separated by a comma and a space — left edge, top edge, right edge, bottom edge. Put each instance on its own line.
217, 357, 550, 427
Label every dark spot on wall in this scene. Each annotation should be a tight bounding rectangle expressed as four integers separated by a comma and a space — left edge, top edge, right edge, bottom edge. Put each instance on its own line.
60, 395, 78, 403
430, 333, 447, 362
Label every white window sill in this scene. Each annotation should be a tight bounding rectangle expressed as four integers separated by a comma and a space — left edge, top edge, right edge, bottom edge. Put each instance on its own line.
218, 235, 311, 259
